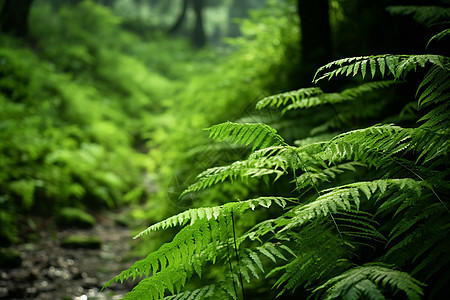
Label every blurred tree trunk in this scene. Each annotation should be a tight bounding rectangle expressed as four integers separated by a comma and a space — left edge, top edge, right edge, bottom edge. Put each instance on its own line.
0, 0, 33, 38
168, 0, 188, 35
297, 0, 332, 77
191, 0, 205, 48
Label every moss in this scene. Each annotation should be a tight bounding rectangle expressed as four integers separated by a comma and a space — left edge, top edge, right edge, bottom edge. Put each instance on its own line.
55, 207, 96, 229
60, 235, 102, 249
0, 247, 22, 268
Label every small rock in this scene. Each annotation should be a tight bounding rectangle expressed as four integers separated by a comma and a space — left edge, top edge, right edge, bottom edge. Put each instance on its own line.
25, 286, 37, 295
9, 269, 31, 281
0, 287, 8, 298
1, 271, 9, 280
34, 280, 56, 292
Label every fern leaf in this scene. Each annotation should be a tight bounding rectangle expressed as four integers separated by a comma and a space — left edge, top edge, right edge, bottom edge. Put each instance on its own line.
104, 222, 222, 291
282, 179, 423, 233
314, 264, 424, 300
387, 6, 450, 26
181, 153, 291, 195
314, 54, 449, 82
207, 122, 285, 151
268, 223, 349, 295
134, 197, 290, 238
255, 87, 323, 110
427, 28, 450, 48
280, 81, 395, 113
164, 284, 218, 300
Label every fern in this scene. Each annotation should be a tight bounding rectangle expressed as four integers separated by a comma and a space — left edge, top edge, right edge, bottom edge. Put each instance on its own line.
387, 6, 450, 26
279, 179, 424, 232
427, 28, 450, 48
108, 10, 449, 299
313, 264, 424, 300
180, 155, 289, 195
207, 122, 285, 151
134, 197, 291, 238
416, 66, 450, 131
314, 54, 450, 82
267, 222, 350, 296
256, 81, 395, 113
164, 283, 238, 300
255, 87, 323, 110
164, 284, 217, 300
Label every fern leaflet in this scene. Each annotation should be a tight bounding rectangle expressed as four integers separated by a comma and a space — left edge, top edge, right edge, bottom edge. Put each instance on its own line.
313, 264, 424, 300
207, 122, 285, 151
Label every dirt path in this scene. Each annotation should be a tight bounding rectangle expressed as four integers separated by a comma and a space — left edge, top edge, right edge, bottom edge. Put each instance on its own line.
0, 213, 139, 299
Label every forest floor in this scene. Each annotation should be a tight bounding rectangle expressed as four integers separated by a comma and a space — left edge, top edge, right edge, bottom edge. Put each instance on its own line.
0, 212, 139, 300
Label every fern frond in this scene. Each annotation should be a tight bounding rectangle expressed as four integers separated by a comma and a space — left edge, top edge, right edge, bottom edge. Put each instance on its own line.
313, 264, 424, 300
255, 87, 323, 110
104, 221, 226, 291
417, 66, 449, 108
238, 242, 293, 283
412, 129, 449, 164
417, 103, 450, 132
334, 210, 387, 245
164, 283, 239, 300
268, 222, 349, 295
181, 155, 289, 195
387, 6, 450, 26
134, 197, 291, 239
282, 81, 395, 113
386, 201, 450, 270
427, 28, 450, 48
314, 54, 450, 82
207, 122, 285, 151
415, 65, 450, 132
295, 161, 365, 192
280, 179, 423, 232
323, 125, 413, 169
396, 55, 450, 79
164, 284, 217, 300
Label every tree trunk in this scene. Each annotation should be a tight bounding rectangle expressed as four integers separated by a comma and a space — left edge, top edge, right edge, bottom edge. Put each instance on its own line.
0, 0, 33, 38
168, 0, 188, 35
297, 0, 332, 76
191, 0, 206, 48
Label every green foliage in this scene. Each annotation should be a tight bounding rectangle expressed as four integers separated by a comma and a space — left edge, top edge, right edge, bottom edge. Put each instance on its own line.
386, 6, 450, 26
314, 264, 424, 300
0, 1, 175, 241
108, 9, 449, 299
256, 81, 395, 113
139, 0, 301, 224
313, 54, 450, 82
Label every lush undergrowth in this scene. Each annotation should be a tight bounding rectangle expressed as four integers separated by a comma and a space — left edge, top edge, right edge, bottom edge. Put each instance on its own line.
2, 1, 448, 299
0, 0, 300, 247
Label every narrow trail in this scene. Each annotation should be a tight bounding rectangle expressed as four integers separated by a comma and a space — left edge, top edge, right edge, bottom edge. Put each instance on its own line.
0, 213, 138, 300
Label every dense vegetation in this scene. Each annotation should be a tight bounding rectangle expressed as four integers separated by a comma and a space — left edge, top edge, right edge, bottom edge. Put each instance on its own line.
0, 0, 448, 299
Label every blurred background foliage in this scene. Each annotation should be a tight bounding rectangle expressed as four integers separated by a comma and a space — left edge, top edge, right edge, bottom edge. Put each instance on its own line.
0, 0, 444, 262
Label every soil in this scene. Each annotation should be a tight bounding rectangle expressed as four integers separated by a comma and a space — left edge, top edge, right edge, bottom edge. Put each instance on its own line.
0, 213, 140, 300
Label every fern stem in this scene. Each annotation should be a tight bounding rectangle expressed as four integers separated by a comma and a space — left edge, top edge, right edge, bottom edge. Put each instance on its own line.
226, 230, 239, 299
289, 145, 321, 196
392, 158, 449, 213
231, 212, 246, 300
329, 212, 345, 242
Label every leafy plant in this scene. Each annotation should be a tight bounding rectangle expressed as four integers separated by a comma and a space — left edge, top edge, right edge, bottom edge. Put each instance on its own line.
106, 7, 449, 300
